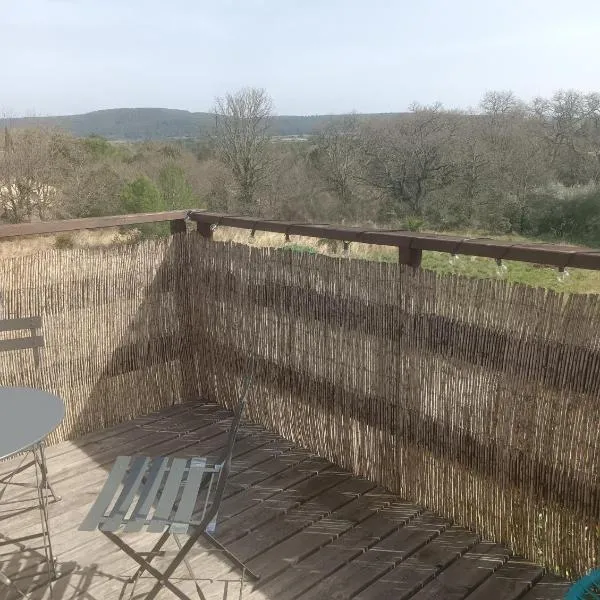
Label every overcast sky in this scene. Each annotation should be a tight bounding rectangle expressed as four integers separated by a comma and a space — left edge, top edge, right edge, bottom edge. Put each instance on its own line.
2, 0, 599, 117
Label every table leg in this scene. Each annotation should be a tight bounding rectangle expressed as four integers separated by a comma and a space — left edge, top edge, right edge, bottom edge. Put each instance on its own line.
33, 443, 57, 584
33, 444, 61, 503
0, 443, 58, 597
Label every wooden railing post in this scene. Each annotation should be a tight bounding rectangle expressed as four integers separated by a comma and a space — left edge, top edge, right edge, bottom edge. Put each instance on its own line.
169, 219, 187, 235
196, 222, 214, 240
398, 244, 422, 268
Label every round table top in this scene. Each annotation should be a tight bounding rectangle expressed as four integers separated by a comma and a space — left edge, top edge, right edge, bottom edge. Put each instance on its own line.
0, 387, 65, 460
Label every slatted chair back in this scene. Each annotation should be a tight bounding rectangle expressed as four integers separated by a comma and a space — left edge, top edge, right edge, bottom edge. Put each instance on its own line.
0, 316, 44, 368
193, 376, 251, 532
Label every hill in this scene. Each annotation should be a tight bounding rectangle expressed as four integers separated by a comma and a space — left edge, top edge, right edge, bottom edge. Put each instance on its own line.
0, 108, 405, 141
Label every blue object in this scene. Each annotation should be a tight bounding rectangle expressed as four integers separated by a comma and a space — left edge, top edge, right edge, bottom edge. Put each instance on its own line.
566, 569, 600, 599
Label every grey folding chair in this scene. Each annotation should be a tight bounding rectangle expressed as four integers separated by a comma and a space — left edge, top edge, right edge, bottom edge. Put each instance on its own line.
79, 378, 258, 600
0, 316, 61, 505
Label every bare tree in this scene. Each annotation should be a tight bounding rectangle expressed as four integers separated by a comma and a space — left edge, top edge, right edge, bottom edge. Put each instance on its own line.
213, 87, 273, 212
308, 115, 360, 221
357, 103, 457, 219
0, 127, 64, 223
531, 89, 596, 183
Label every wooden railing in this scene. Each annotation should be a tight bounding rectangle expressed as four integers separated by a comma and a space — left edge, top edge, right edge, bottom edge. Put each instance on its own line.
2, 209, 600, 271
0, 211, 191, 238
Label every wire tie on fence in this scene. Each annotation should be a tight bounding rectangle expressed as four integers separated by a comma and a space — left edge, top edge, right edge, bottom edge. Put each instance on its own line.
494, 243, 516, 269
209, 217, 223, 232
448, 236, 493, 262
449, 239, 465, 262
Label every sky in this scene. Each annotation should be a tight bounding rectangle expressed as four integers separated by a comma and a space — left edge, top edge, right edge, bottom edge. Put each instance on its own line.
2, 0, 600, 117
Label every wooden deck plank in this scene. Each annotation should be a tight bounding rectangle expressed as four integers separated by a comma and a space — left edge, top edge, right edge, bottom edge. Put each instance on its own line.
299, 512, 452, 600
248, 500, 421, 600
464, 558, 545, 600
518, 574, 573, 599
244, 480, 380, 584
15, 453, 330, 599
0, 401, 568, 600
354, 526, 480, 600
223, 471, 359, 558
409, 542, 509, 599
3, 468, 289, 596
0, 402, 193, 474
214, 457, 334, 544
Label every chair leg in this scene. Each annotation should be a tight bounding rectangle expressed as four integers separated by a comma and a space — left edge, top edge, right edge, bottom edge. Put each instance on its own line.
102, 531, 194, 600
145, 531, 258, 600
145, 533, 205, 600
127, 530, 170, 584
172, 534, 208, 600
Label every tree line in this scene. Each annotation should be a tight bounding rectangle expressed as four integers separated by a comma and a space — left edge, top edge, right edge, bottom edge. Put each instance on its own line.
2, 87, 600, 245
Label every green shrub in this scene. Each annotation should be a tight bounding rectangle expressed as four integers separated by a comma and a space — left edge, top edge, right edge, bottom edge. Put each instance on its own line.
118, 177, 169, 238
54, 234, 75, 249
83, 135, 114, 158
158, 164, 194, 209
404, 217, 425, 232
283, 243, 317, 254
525, 185, 600, 245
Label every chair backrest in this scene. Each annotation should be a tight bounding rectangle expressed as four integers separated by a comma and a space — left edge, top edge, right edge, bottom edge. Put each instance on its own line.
197, 376, 252, 532
216, 376, 252, 466
0, 316, 44, 368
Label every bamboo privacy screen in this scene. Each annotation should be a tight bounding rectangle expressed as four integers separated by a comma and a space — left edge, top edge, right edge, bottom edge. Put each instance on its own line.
0, 238, 191, 444
187, 236, 599, 579
0, 233, 597, 577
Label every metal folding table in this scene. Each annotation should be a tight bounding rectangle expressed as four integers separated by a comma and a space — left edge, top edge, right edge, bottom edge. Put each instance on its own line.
0, 387, 64, 598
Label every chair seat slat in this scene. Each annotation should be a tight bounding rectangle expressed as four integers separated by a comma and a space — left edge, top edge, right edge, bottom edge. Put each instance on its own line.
79, 456, 131, 531
170, 458, 206, 534
101, 456, 150, 532
124, 457, 168, 533
147, 458, 187, 533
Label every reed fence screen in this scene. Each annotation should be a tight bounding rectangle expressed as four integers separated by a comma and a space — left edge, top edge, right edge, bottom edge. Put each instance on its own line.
0, 233, 597, 578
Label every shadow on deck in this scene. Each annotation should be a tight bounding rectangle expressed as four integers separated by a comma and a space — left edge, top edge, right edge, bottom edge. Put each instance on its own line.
0, 401, 571, 600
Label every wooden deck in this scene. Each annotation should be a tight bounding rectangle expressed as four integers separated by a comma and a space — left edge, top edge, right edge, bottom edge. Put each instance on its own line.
0, 401, 571, 600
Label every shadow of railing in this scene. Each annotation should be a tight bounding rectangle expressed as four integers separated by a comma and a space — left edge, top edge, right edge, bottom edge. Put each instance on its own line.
0, 532, 129, 600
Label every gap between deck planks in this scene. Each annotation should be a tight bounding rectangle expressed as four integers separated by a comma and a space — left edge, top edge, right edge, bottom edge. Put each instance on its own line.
0, 401, 571, 600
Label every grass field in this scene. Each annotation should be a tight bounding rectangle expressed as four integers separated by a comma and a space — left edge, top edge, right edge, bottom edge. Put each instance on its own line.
1, 225, 599, 294
214, 227, 600, 295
